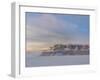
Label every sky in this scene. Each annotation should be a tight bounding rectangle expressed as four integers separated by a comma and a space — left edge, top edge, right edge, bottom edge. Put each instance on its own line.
25, 12, 89, 52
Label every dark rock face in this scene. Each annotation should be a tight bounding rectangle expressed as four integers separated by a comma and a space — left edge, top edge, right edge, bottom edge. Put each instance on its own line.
40, 50, 89, 56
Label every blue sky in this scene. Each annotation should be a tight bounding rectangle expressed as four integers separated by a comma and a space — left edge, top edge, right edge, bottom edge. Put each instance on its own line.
26, 12, 89, 52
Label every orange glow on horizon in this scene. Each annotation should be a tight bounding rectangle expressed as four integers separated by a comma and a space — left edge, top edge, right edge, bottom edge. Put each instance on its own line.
26, 42, 50, 52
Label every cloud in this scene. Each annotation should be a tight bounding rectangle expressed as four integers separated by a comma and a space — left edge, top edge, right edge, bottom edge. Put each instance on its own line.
26, 13, 89, 51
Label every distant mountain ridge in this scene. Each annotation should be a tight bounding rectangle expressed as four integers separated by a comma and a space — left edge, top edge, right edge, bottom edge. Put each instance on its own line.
40, 44, 89, 56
